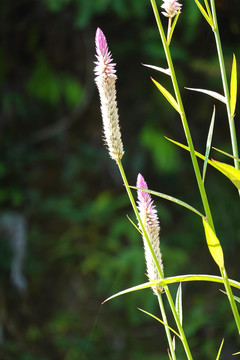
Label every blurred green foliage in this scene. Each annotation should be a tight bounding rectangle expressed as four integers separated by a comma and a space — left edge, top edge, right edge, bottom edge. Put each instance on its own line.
0, 0, 240, 359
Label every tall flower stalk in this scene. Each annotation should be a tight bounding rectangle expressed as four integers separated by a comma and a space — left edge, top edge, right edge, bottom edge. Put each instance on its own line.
94, 28, 184, 360
150, 0, 240, 334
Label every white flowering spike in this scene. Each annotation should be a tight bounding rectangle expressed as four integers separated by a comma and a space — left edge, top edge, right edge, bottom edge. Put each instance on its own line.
136, 173, 164, 295
94, 28, 124, 162
161, 0, 182, 18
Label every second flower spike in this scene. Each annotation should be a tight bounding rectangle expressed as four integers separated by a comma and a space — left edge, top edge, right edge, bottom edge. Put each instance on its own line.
136, 173, 164, 295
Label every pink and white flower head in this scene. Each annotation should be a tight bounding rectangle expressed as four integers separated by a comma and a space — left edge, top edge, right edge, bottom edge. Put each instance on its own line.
136, 174, 164, 294
161, 0, 182, 18
94, 28, 124, 162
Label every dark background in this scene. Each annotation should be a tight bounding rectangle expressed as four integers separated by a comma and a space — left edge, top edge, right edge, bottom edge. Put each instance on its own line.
0, 0, 240, 359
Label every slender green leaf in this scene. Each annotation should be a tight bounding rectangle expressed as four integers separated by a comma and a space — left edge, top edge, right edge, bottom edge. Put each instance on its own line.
142, 63, 171, 76
216, 339, 224, 360
129, 185, 203, 217
168, 10, 181, 45
151, 78, 181, 114
102, 274, 240, 303
165, 137, 240, 190
233, 352, 240, 355
175, 283, 183, 326
203, 0, 212, 19
212, 147, 240, 162
220, 289, 240, 304
230, 53, 237, 117
126, 214, 142, 235
168, 349, 173, 360
212, 160, 240, 190
203, 106, 215, 182
202, 218, 224, 268
137, 308, 181, 339
185, 87, 226, 103
194, 0, 214, 27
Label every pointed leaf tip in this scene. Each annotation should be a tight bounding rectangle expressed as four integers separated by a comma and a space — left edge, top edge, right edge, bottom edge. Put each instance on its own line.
202, 218, 224, 268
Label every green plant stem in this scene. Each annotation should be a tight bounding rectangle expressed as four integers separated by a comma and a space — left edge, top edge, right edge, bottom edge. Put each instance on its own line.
157, 294, 176, 360
150, 0, 240, 335
150, 0, 214, 231
220, 266, 240, 334
116, 159, 193, 360
210, 0, 240, 171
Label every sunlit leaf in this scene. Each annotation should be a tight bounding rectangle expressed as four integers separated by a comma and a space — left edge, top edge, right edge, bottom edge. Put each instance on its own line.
175, 283, 183, 326
194, 0, 214, 28
151, 78, 181, 114
102, 274, 240, 303
202, 218, 224, 268
137, 308, 181, 338
216, 339, 224, 360
142, 63, 171, 76
211, 160, 240, 190
165, 137, 240, 190
168, 10, 181, 45
185, 87, 226, 103
233, 351, 240, 355
129, 185, 203, 217
203, 106, 215, 182
230, 53, 237, 117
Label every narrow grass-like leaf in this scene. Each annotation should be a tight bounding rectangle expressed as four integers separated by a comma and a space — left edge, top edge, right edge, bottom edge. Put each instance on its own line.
168, 349, 173, 360
212, 147, 240, 162
185, 87, 226, 103
175, 283, 183, 326
137, 308, 181, 339
126, 214, 142, 235
216, 339, 224, 360
202, 218, 224, 268
211, 160, 240, 190
165, 137, 240, 190
233, 352, 240, 355
203, 106, 215, 182
102, 274, 240, 304
151, 78, 181, 114
203, 0, 212, 19
230, 54, 237, 117
168, 10, 181, 45
220, 289, 240, 304
142, 63, 171, 76
129, 185, 203, 217
194, 0, 214, 27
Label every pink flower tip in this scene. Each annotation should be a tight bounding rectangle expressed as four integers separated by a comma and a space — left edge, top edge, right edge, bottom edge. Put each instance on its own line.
136, 173, 149, 203
95, 27, 108, 58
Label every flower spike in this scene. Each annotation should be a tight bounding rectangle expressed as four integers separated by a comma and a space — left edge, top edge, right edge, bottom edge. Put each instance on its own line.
161, 0, 182, 18
94, 28, 124, 162
136, 173, 164, 295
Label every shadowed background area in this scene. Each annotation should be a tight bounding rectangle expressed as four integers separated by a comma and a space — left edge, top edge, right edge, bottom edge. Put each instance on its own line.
0, 0, 240, 359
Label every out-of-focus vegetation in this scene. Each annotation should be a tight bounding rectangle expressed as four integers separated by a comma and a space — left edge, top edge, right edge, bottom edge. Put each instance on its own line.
0, 0, 240, 359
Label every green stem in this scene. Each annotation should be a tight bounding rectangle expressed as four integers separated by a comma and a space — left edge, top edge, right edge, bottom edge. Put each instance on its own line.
150, 0, 214, 231
117, 159, 193, 360
157, 294, 176, 360
151, 0, 240, 335
220, 266, 240, 334
210, 0, 240, 171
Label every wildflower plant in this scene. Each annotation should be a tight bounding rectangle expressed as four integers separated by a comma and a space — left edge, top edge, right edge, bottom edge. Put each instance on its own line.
94, 0, 240, 358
